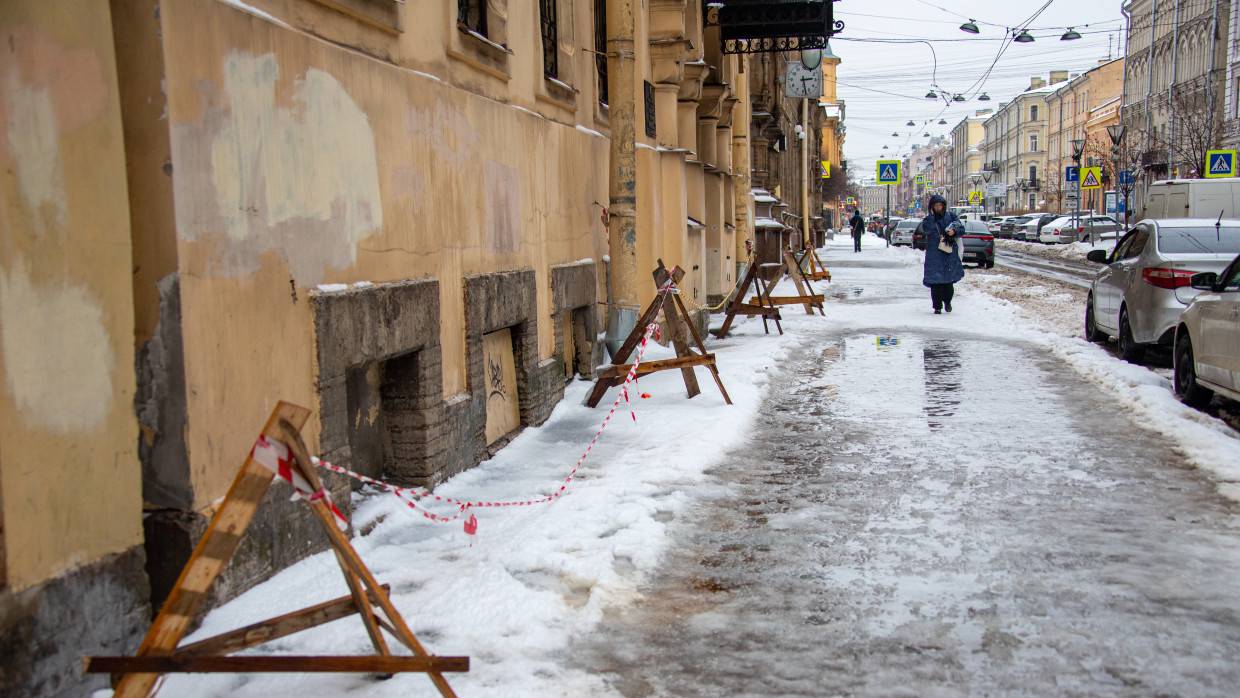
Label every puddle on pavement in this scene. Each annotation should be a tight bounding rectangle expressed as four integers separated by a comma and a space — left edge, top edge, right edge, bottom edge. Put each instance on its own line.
921, 339, 962, 430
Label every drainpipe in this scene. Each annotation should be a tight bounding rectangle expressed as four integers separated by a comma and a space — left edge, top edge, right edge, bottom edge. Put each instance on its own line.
1146, 0, 1157, 141
604, 0, 638, 357
1206, 0, 1222, 160
801, 98, 810, 248
1169, 0, 1181, 174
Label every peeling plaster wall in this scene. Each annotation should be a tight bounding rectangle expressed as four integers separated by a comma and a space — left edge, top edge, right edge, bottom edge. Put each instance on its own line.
156, 0, 609, 508
0, 1, 143, 590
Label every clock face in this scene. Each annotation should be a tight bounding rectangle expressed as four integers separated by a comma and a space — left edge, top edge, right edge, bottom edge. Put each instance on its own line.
785, 63, 823, 99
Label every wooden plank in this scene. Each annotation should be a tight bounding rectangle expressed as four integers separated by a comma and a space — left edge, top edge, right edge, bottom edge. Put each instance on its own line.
733, 303, 781, 317
783, 250, 818, 315
88, 656, 470, 674
750, 295, 826, 306
176, 585, 390, 657
482, 328, 521, 445
114, 402, 311, 698
596, 353, 716, 379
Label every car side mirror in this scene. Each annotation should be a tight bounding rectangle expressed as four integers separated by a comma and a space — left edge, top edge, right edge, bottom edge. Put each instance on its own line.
1190, 272, 1219, 291
1086, 249, 1110, 264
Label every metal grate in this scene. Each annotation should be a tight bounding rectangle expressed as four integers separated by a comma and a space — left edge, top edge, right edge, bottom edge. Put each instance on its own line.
594, 0, 607, 105
540, 0, 558, 78
458, 0, 486, 36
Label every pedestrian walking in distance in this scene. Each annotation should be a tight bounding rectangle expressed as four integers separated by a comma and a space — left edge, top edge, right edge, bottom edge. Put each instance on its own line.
849, 208, 864, 253
921, 194, 965, 314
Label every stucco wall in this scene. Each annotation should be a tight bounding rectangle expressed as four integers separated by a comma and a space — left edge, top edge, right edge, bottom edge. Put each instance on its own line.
154, 0, 608, 507
0, 0, 143, 590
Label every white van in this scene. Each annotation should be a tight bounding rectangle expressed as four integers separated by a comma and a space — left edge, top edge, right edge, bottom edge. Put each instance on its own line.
1141, 178, 1240, 220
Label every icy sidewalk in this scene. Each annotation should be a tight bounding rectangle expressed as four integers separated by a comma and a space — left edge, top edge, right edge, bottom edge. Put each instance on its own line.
145, 247, 864, 698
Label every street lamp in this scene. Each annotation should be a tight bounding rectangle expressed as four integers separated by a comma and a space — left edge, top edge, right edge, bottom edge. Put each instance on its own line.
1061, 27, 1082, 41
959, 19, 980, 34
1107, 124, 1129, 239
1013, 29, 1035, 43
1071, 137, 1086, 238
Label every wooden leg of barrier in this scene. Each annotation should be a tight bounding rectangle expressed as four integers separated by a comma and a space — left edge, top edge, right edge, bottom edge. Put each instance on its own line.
278, 421, 458, 698
673, 293, 732, 405
110, 403, 311, 698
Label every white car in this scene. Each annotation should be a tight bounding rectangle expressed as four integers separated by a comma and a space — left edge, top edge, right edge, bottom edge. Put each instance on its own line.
891, 219, 920, 246
1040, 215, 1122, 244
1173, 252, 1240, 405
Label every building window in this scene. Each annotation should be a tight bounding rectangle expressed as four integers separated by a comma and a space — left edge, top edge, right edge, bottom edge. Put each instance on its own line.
1235, 77, 1240, 117
1029, 133, 1038, 151
458, 0, 487, 36
540, 0, 558, 78
594, 0, 607, 105
1028, 193, 1036, 209
1029, 164, 1037, 181
1030, 105, 1038, 121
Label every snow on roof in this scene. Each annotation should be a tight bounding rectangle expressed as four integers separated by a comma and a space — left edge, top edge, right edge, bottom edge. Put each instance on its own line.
755, 217, 787, 229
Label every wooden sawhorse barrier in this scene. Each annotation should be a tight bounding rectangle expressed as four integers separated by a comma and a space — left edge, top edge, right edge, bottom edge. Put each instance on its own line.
796, 244, 831, 282
750, 248, 825, 316
587, 261, 731, 408
711, 250, 782, 339
87, 402, 467, 697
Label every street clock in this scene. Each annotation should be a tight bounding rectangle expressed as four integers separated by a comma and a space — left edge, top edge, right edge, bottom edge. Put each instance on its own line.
784, 61, 823, 99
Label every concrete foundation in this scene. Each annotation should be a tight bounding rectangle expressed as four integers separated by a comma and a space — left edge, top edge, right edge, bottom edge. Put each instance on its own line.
0, 547, 149, 698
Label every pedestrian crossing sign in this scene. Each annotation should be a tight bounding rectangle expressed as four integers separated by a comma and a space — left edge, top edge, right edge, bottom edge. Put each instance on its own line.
915, 175, 925, 186
1080, 166, 1102, 190
821, 160, 831, 179
1205, 149, 1236, 178
876, 159, 901, 185
968, 191, 982, 204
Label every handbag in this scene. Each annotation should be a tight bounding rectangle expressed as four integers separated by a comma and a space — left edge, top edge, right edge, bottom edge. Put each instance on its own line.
937, 236, 954, 254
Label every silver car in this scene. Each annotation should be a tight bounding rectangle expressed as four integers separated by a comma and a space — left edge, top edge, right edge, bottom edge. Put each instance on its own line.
891, 219, 920, 246
1040, 214, 1122, 244
1085, 218, 1240, 362
1173, 253, 1240, 406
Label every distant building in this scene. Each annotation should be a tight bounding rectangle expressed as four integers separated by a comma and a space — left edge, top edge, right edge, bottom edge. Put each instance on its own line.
1045, 58, 1124, 213
948, 110, 993, 207
983, 73, 1070, 213
1122, 0, 1232, 189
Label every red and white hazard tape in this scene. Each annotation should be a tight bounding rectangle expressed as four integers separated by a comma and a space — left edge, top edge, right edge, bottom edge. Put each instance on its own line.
267, 301, 667, 537
251, 434, 350, 530
313, 319, 661, 536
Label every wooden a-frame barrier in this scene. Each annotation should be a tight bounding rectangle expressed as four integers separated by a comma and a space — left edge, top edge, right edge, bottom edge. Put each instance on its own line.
749, 247, 826, 316
586, 261, 732, 408
711, 248, 783, 339
86, 402, 467, 697
796, 243, 831, 282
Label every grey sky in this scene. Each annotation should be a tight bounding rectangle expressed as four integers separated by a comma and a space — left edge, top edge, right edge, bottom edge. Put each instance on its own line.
832, 0, 1127, 181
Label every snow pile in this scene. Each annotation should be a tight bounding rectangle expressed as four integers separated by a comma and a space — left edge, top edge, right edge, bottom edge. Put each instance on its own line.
152, 286, 824, 697
997, 238, 1116, 264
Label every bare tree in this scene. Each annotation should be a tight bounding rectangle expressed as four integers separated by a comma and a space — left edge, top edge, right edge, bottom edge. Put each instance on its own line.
1147, 87, 1226, 178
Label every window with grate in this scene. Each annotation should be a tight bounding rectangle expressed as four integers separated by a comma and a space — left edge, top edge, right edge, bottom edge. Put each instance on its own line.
540, 0, 558, 78
458, 0, 487, 36
594, 0, 607, 105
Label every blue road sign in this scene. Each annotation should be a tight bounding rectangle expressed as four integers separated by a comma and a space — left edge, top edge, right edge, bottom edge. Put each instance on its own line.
1118, 170, 1134, 185
1065, 166, 1080, 182
1206, 149, 1237, 178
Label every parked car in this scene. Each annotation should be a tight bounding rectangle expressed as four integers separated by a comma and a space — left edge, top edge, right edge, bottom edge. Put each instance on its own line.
1040, 214, 1122, 244
1084, 218, 1240, 362
960, 220, 995, 268
1017, 213, 1062, 241
987, 216, 1010, 235
891, 219, 920, 246
999, 215, 1032, 239
913, 222, 927, 250
1173, 252, 1240, 406
1140, 177, 1240, 220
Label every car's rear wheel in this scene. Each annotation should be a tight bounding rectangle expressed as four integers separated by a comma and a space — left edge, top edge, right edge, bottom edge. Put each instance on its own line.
1084, 295, 1107, 343
1173, 331, 1213, 408
1118, 306, 1146, 363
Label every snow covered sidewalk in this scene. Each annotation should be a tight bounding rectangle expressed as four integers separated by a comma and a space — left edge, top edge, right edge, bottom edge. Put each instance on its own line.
146, 255, 839, 697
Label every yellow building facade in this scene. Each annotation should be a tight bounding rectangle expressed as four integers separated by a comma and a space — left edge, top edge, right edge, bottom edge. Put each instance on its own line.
0, 0, 753, 694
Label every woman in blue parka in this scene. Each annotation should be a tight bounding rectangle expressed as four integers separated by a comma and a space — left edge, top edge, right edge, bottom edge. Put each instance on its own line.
921, 194, 965, 314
